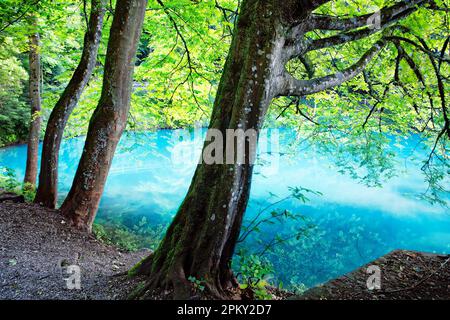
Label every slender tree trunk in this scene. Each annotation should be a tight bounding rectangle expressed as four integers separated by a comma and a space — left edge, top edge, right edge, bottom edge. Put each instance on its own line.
59, 0, 147, 231
34, 0, 105, 208
132, 0, 297, 299
24, 26, 41, 187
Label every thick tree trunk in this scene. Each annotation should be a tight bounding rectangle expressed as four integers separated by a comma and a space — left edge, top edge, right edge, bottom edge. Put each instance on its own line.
132, 0, 295, 300
24, 29, 41, 187
34, 0, 105, 208
59, 0, 147, 231
128, 0, 422, 300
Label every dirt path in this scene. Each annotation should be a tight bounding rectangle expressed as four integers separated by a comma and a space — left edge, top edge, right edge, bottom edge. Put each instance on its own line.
0, 202, 148, 300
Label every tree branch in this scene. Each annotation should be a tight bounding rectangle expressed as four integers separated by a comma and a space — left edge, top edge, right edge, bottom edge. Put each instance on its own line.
385, 35, 450, 63
305, 0, 428, 52
279, 39, 387, 97
0, 0, 41, 33
306, 0, 425, 32
298, 54, 315, 78
307, 0, 331, 11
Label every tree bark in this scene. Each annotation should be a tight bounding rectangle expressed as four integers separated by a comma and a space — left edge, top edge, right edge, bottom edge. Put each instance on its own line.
129, 0, 424, 300
59, 0, 147, 232
24, 26, 41, 187
34, 0, 105, 208
132, 0, 298, 300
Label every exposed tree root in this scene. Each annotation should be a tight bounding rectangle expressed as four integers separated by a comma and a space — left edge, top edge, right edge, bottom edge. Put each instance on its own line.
128, 254, 241, 300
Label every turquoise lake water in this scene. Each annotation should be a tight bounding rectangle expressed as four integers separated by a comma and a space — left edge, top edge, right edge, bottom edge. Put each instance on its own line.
0, 128, 449, 288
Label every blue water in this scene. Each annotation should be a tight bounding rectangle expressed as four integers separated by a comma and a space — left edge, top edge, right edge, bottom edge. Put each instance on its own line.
1, 128, 449, 288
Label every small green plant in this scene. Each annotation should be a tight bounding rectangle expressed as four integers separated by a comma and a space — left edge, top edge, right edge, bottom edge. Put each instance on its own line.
236, 253, 274, 281
0, 167, 36, 201
0, 167, 20, 191
233, 186, 320, 294
187, 276, 205, 293
21, 182, 36, 202
238, 186, 319, 255
235, 252, 274, 300
239, 280, 273, 300
92, 224, 112, 244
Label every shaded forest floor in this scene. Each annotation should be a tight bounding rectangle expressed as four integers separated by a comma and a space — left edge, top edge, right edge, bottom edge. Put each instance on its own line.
1, 200, 449, 300
299, 250, 450, 300
0, 202, 148, 299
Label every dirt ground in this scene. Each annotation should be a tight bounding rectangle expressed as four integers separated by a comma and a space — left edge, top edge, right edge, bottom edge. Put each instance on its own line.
1, 201, 449, 300
0, 202, 148, 300
299, 250, 450, 300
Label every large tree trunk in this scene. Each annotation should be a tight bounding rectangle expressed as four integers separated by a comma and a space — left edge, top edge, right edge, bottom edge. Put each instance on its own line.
34, 0, 105, 208
59, 0, 147, 232
132, 0, 296, 300
24, 26, 41, 187
128, 0, 424, 300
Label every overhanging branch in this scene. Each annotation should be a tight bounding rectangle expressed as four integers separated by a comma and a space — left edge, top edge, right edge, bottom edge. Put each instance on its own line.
305, 0, 428, 53
306, 0, 425, 32
279, 39, 387, 97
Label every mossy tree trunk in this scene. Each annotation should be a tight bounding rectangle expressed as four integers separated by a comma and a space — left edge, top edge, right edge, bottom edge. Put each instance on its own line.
34, 0, 106, 208
59, 0, 147, 231
24, 20, 41, 187
132, 0, 302, 299
131, 0, 410, 299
